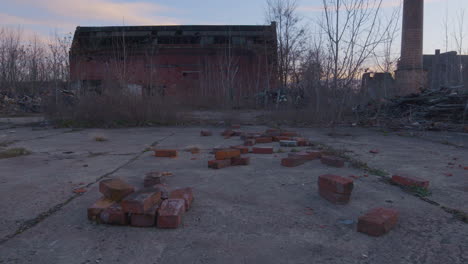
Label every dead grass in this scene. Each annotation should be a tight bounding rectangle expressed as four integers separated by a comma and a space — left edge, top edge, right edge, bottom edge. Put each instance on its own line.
0, 147, 31, 159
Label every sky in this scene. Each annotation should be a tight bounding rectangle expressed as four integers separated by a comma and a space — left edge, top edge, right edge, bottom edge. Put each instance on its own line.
0, 0, 467, 54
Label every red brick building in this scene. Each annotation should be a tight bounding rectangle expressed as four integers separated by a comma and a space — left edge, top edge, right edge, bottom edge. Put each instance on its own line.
70, 23, 278, 106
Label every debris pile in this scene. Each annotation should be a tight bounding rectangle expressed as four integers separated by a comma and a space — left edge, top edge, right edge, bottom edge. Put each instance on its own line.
0, 92, 43, 114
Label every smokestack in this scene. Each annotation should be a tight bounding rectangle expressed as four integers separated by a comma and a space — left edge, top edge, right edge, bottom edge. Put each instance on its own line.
396, 0, 425, 95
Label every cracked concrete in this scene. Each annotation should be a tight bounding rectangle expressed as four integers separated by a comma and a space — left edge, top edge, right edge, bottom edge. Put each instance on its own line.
0, 125, 467, 264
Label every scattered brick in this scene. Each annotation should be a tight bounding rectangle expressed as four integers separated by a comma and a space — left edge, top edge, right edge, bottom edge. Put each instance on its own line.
357, 208, 399, 236
244, 139, 256, 146
100, 203, 129, 225
99, 178, 135, 201
280, 131, 299, 137
281, 157, 307, 167
208, 159, 231, 169
230, 145, 249, 154
293, 137, 310, 146
274, 136, 292, 142
255, 137, 273, 144
391, 175, 429, 189
154, 149, 178, 158
321, 155, 345, 168
169, 188, 194, 211
121, 187, 162, 214
87, 197, 115, 221
215, 149, 241, 160
200, 130, 213, 136
221, 130, 235, 137
144, 171, 162, 187
232, 130, 243, 136
185, 147, 200, 154
288, 151, 320, 161
231, 156, 250, 166
157, 199, 186, 228
241, 132, 260, 140
279, 140, 297, 147
318, 189, 351, 205
252, 147, 274, 154
130, 203, 159, 227
318, 174, 354, 194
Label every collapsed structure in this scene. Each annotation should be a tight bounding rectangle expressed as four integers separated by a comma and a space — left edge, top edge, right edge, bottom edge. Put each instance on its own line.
69, 23, 277, 105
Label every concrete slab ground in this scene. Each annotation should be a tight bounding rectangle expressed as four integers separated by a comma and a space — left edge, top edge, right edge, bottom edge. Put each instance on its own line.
0, 125, 467, 264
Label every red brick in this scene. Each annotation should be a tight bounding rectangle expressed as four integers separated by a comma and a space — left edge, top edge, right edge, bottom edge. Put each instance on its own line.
391, 175, 429, 189
318, 174, 354, 194
99, 178, 135, 201
144, 171, 162, 187
87, 197, 115, 221
231, 157, 250, 166
252, 147, 274, 154
232, 130, 243, 136
281, 157, 307, 167
230, 145, 249, 154
154, 184, 170, 200
321, 155, 345, 168
121, 187, 162, 214
280, 131, 299, 137
255, 137, 273, 144
169, 187, 194, 211
99, 203, 129, 225
273, 136, 292, 142
215, 149, 241, 160
288, 151, 319, 161
244, 139, 256, 146
200, 130, 213, 136
221, 129, 235, 137
357, 208, 399, 236
240, 132, 261, 140
318, 189, 351, 205
208, 159, 231, 169
130, 203, 159, 227
293, 137, 311, 146
157, 199, 186, 228
154, 149, 178, 158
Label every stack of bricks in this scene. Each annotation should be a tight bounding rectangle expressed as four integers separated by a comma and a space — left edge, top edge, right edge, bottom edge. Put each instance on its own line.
208, 148, 250, 169
87, 177, 194, 229
318, 174, 354, 204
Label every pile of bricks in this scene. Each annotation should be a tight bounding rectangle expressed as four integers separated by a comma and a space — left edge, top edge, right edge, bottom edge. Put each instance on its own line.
88, 177, 193, 228
208, 148, 250, 169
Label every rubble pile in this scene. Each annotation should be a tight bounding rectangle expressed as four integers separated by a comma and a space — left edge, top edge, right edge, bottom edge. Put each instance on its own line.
0, 92, 43, 114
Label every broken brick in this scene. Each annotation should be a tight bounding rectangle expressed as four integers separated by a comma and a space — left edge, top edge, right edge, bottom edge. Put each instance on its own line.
244, 139, 256, 146
215, 149, 241, 160
169, 187, 194, 211
231, 156, 250, 166
391, 175, 429, 189
318, 174, 354, 194
130, 203, 159, 227
318, 189, 351, 205
154, 149, 178, 158
255, 137, 273, 144
99, 178, 135, 201
230, 145, 249, 154
100, 203, 129, 225
157, 199, 186, 229
281, 157, 307, 167
208, 159, 231, 169
200, 130, 213, 136
87, 197, 115, 221
121, 187, 162, 214
357, 208, 399, 236
321, 155, 345, 168
144, 171, 162, 187
252, 147, 274, 154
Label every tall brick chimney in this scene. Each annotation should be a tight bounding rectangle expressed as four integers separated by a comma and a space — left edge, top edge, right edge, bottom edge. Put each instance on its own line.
395, 0, 425, 95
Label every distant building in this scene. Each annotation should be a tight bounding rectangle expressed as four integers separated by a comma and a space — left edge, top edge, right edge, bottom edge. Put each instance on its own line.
423, 50, 468, 90
69, 23, 278, 105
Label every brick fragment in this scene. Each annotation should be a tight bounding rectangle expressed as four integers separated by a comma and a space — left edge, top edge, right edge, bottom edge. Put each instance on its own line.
144, 171, 162, 187
281, 157, 307, 167
357, 208, 399, 236
230, 145, 249, 154
252, 147, 274, 154
255, 137, 273, 144
121, 187, 162, 214
318, 189, 351, 204
100, 203, 129, 225
200, 130, 213, 136
99, 178, 135, 201
169, 187, 194, 211
215, 149, 241, 160
154, 149, 178, 158
318, 174, 354, 194
87, 197, 115, 221
391, 175, 429, 189
321, 155, 345, 168
130, 203, 159, 227
208, 159, 231, 169
244, 139, 256, 146
157, 199, 186, 228
231, 156, 250, 166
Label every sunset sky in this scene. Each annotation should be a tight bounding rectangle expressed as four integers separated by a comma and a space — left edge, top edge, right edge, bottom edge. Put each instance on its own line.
0, 0, 466, 54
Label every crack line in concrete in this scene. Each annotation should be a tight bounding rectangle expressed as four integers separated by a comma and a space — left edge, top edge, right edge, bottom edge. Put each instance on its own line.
0, 132, 175, 245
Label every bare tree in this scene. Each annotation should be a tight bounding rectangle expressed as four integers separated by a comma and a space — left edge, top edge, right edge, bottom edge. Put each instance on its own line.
452, 8, 466, 85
